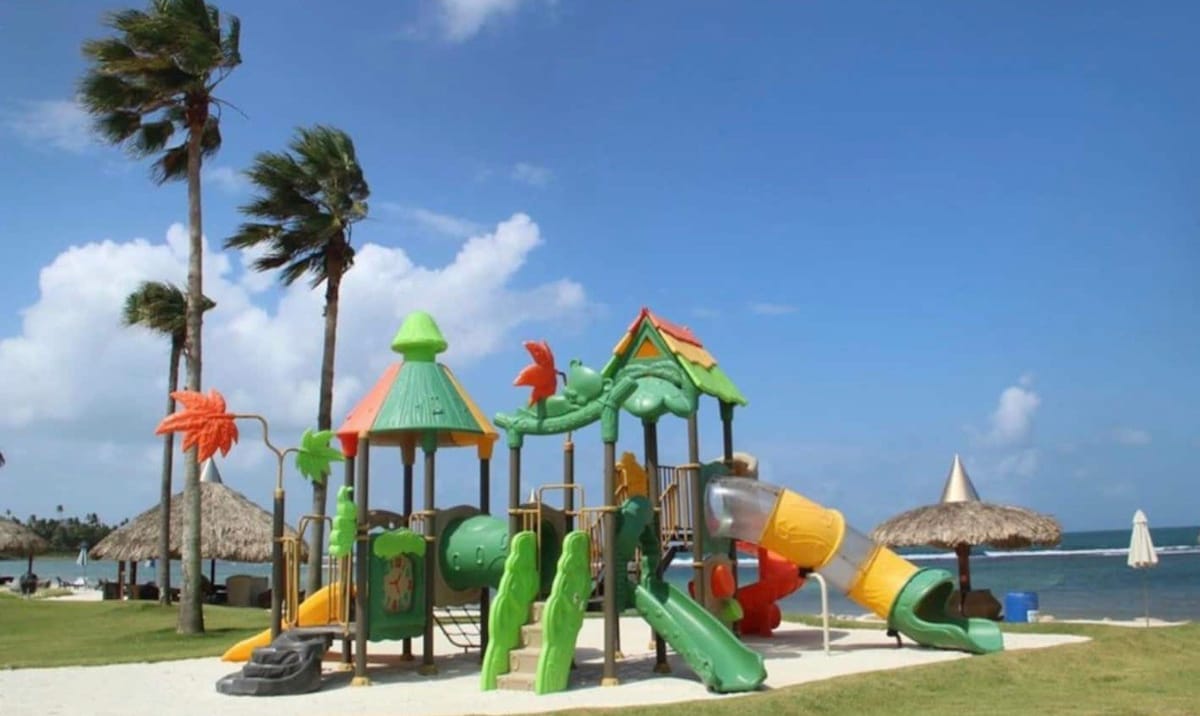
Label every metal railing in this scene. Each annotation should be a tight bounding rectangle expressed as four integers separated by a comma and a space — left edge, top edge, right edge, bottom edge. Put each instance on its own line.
281, 514, 352, 630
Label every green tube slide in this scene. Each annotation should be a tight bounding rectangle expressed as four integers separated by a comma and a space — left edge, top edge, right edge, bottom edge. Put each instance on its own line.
888, 569, 1004, 655
440, 514, 510, 591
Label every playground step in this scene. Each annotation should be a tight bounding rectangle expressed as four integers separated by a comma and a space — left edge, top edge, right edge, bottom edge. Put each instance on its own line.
519, 622, 543, 649
496, 672, 537, 692
508, 646, 541, 674
528, 601, 546, 623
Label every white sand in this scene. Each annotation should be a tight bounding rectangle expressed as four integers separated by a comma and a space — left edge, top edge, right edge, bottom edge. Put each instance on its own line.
0, 614, 1090, 716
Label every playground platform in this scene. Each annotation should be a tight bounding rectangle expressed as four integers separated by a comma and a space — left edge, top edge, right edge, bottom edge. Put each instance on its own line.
1, 615, 1086, 716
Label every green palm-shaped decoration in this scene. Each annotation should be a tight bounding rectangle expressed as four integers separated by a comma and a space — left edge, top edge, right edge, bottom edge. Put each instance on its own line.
294, 429, 344, 484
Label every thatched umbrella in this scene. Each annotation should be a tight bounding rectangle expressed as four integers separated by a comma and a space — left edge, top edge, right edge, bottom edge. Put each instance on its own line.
0, 519, 48, 574
91, 460, 307, 583
871, 454, 1061, 596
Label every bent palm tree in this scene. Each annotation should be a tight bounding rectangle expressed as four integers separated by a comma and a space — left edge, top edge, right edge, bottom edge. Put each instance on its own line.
226, 125, 369, 597
80, 0, 241, 634
123, 281, 214, 605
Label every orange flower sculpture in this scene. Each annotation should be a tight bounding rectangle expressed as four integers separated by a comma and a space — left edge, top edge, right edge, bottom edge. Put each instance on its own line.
513, 340, 558, 405
155, 389, 240, 461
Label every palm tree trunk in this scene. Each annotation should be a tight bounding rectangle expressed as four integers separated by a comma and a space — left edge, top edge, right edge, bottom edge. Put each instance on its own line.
158, 339, 181, 606
178, 104, 206, 635
305, 256, 343, 597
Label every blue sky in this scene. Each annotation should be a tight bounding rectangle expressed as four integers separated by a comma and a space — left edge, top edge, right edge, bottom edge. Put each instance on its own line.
0, 1, 1197, 533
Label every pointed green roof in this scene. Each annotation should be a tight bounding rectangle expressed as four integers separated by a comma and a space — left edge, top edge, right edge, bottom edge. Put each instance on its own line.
603, 308, 747, 406
391, 311, 448, 362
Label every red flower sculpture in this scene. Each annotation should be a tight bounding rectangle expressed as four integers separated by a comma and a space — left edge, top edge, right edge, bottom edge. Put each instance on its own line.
155, 389, 240, 461
513, 340, 558, 405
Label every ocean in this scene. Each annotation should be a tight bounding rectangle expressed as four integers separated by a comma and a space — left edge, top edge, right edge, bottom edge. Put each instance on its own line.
5, 525, 1198, 622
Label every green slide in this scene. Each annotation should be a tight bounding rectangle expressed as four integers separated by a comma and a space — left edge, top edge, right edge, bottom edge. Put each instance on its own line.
888, 569, 1004, 655
634, 577, 766, 693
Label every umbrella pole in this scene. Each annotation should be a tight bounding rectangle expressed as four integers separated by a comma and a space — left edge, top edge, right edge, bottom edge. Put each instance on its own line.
955, 543, 972, 608
1143, 572, 1149, 627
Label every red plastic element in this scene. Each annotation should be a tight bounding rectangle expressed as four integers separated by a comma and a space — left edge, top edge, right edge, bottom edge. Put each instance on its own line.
513, 340, 558, 405
734, 542, 804, 637
711, 563, 736, 599
155, 389, 239, 462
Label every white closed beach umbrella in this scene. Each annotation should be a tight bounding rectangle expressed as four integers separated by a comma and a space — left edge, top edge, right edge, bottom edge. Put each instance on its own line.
1127, 509, 1158, 625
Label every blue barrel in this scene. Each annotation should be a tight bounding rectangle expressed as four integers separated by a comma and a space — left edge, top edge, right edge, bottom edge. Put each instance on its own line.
1004, 591, 1039, 622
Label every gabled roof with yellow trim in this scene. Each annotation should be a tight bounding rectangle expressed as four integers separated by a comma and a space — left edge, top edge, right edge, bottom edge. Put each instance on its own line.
603, 307, 747, 406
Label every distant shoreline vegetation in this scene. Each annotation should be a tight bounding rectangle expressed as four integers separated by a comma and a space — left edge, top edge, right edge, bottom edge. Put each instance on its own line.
1, 512, 123, 556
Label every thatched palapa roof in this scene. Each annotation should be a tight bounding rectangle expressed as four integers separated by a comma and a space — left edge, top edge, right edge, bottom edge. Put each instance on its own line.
0, 519, 48, 557
871, 454, 1062, 550
90, 461, 306, 562
871, 501, 1062, 550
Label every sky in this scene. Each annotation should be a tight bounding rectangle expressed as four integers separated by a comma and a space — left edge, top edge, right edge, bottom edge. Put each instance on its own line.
0, 1, 1197, 534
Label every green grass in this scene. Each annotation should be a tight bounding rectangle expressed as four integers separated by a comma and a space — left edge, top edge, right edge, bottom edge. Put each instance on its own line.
597, 617, 1200, 716
0, 591, 267, 668
1, 594, 1196, 715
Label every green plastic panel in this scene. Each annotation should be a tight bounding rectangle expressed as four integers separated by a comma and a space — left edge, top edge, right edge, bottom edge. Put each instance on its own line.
440, 515, 509, 592
534, 530, 591, 694
480, 531, 539, 690
887, 568, 1004, 655
367, 533, 427, 641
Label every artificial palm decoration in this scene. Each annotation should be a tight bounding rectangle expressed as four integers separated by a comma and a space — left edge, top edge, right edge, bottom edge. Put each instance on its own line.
226, 125, 369, 596
80, 0, 241, 634
122, 280, 214, 605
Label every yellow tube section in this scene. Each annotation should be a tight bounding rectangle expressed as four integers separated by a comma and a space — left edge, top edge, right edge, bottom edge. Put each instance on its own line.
708, 478, 917, 618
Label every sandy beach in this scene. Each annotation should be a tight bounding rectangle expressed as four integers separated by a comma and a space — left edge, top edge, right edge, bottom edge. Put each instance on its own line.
2, 601, 1090, 716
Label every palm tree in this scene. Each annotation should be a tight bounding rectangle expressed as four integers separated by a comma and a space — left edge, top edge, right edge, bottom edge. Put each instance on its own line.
123, 280, 215, 605
226, 125, 369, 597
80, 0, 241, 634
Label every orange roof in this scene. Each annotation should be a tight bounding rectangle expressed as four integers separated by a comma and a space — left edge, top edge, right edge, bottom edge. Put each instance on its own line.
623, 307, 702, 347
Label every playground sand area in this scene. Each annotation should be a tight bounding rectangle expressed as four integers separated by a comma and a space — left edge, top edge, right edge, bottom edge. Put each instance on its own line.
2, 614, 1086, 716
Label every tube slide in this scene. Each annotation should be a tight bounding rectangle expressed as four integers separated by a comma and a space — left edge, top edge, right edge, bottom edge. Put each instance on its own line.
221, 585, 339, 662
706, 478, 1003, 655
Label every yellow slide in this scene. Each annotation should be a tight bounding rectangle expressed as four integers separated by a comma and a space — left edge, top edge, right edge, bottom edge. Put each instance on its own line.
221, 585, 339, 662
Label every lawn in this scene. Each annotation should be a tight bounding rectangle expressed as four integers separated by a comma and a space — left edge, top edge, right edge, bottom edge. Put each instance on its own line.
1, 595, 1196, 715
0, 591, 267, 668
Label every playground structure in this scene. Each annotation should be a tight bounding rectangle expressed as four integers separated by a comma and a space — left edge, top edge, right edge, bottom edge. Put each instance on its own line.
214, 308, 1004, 697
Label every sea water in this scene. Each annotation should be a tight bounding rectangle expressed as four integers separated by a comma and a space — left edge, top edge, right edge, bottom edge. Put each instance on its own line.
5, 525, 1197, 622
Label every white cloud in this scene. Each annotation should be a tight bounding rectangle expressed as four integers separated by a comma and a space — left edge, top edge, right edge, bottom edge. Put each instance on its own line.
4, 98, 95, 153
691, 307, 721, 319
1111, 427, 1151, 446
749, 302, 797, 316
0, 214, 586, 516
203, 166, 249, 195
511, 162, 552, 187
979, 380, 1040, 447
381, 203, 483, 239
439, 0, 528, 41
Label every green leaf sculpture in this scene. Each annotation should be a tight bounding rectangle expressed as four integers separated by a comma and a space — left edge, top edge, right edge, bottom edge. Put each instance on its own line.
373, 529, 426, 559
295, 428, 344, 484
328, 486, 357, 558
